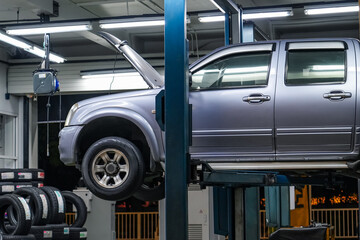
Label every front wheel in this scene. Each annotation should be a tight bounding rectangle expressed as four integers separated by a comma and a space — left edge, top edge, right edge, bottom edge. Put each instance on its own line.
81, 137, 145, 201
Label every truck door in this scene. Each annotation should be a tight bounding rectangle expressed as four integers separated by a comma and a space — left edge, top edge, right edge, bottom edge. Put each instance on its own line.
275, 40, 356, 160
189, 43, 278, 161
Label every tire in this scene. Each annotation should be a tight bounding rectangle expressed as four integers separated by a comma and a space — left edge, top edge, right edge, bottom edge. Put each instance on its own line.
0, 169, 44, 182
0, 194, 32, 235
47, 223, 69, 240
133, 174, 165, 202
61, 191, 87, 227
1, 234, 36, 240
81, 137, 145, 201
69, 227, 87, 240
11, 187, 49, 226
40, 187, 66, 224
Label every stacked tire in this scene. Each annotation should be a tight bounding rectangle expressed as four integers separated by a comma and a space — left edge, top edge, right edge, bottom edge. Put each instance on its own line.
0, 186, 87, 240
61, 191, 87, 240
0, 169, 44, 195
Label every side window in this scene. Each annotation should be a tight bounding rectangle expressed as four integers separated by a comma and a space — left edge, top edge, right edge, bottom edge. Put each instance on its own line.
191, 52, 272, 90
286, 50, 346, 85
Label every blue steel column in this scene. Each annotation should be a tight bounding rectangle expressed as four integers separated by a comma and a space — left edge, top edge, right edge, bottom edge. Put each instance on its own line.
164, 0, 189, 239
224, 12, 230, 46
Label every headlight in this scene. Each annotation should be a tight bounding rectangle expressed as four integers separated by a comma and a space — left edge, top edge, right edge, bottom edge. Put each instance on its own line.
64, 103, 79, 127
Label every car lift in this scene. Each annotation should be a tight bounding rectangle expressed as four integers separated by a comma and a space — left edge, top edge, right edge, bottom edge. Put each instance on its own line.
162, 0, 357, 240
162, 0, 273, 239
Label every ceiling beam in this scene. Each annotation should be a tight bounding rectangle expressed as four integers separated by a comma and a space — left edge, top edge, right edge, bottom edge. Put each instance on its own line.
76, 21, 116, 51
76, 0, 135, 7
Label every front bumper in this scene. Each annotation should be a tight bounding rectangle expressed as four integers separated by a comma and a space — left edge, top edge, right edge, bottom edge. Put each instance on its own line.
58, 125, 83, 166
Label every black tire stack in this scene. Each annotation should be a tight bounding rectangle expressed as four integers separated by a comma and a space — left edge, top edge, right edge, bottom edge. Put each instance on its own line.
0, 169, 87, 240
0, 169, 44, 195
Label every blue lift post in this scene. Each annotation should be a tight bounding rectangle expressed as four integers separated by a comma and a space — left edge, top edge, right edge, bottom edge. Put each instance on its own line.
215, 0, 242, 45
242, 22, 262, 240
164, 0, 189, 239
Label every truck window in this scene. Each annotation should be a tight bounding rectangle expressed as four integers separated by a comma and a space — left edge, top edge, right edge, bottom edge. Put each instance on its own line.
191, 52, 271, 90
286, 50, 346, 85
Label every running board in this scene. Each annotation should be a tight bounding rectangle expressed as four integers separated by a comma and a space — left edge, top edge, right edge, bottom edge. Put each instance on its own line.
197, 161, 349, 171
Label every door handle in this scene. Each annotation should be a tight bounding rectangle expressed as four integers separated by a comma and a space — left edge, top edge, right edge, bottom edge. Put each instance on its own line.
323, 91, 352, 101
243, 94, 271, 104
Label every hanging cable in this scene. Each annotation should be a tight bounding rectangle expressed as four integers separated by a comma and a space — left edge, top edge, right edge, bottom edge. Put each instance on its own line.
46, 95, 51, 157
59, 91, 62, 131
109, 53, 119, 93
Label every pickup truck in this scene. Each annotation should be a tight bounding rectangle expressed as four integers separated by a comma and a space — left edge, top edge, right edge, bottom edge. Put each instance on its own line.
59, 32, 360, 201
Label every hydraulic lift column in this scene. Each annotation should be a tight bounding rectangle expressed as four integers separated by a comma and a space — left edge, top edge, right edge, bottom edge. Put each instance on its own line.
164, 0, 190, 239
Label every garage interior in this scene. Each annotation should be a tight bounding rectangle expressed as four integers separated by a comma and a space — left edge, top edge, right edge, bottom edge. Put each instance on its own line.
0, 0, 360, 240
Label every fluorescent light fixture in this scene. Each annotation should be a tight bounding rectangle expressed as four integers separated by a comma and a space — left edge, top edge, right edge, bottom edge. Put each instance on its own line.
49, 53, 66, 63
198, 15, 225, 23
81, 71, 140, 79
25, 46, 66, 63
209, 0, 226, 14
198, 9, 293, 22
100, 17, 190, 29
0, 32, 31, 49
100, 20, 164, 29
0, 31, 65, 63
305, 5, 359, 15
6, 22, 92, 35
244, 10, 293, 19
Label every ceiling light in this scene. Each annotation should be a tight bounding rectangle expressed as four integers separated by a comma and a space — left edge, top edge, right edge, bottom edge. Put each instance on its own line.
198, 15, 225, 23
304, 5, 359, 15
0, 32, 31, 49
48, 53, 66, 63
6, 23, 92, 35
25, 46, 66, 63
198, 9, 293, 22
100, 20, 165, 29
81, 71, 140, 79
244, 10, 293, 19
100, 17, 190, 29
0, 31, 65, 63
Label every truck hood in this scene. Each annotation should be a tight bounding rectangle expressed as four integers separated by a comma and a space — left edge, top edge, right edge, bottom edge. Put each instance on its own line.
98, 32, 164, 89
77, 88, 161, 108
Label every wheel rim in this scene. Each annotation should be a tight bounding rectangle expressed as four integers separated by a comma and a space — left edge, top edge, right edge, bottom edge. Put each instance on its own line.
91, 148, 130, 189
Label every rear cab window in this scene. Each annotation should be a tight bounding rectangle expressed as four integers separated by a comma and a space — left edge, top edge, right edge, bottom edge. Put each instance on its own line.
286, 42, 347, 85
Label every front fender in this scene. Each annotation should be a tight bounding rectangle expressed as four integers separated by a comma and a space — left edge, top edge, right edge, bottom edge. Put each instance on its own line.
79, 107, 162, 163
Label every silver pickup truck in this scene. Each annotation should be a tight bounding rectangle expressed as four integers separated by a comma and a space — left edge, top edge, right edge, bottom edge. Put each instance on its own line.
59, 32, 360, 201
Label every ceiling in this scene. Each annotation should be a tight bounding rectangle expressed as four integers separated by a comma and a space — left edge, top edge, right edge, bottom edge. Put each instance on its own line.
0, 0, 358, 61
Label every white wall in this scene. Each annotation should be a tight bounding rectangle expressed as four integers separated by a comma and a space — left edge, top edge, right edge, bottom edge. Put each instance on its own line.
0, 50, 23, 168
7, 59, 165, 94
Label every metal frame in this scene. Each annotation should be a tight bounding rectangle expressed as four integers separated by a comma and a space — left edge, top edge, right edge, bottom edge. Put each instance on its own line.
164, 0, 189, 239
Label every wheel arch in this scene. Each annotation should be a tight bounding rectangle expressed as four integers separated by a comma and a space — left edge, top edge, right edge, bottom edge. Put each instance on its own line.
75, 108, 162, 170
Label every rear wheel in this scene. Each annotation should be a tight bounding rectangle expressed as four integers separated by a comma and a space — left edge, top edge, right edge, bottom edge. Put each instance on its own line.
81, 137, 145, 201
